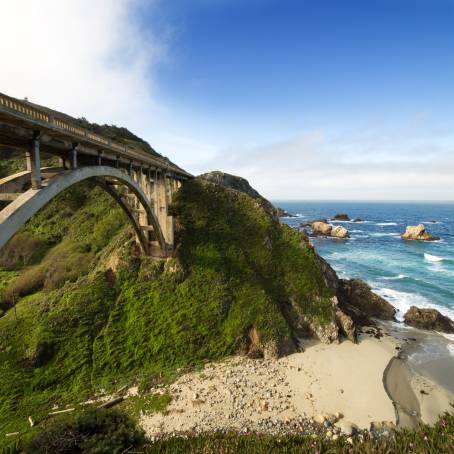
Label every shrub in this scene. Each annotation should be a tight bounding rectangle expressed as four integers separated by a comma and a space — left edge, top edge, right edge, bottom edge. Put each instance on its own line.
25, 408, 145, 454
0, 232, 48, 270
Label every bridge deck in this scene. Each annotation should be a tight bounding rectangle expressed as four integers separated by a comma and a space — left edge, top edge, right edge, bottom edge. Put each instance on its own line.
0, 92, 191, 179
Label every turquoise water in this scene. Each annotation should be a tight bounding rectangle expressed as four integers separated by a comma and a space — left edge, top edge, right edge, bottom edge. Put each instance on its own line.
277, 201, 454, 321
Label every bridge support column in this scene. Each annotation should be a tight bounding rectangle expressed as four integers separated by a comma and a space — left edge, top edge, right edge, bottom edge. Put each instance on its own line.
70, 143, 78, 169
26, 131, 42, 189
164, 174, 174, 248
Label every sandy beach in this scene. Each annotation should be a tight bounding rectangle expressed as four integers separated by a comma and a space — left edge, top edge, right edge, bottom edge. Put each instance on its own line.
140, 325, 454, 439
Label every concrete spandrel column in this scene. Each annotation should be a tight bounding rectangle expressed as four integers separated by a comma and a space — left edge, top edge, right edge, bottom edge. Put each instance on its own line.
70, 143, 78, 170
26, 131, 42, 189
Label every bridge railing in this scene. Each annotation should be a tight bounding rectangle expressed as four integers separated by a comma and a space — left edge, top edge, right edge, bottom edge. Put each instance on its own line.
0, 92, 190, 178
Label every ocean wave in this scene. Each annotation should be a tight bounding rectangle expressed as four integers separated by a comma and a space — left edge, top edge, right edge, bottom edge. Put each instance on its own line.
370, 232, 400, 237
424, 253, 443, 262
376, 222, 398, 226
371, 285, 454, 321
381, 274, 407, 280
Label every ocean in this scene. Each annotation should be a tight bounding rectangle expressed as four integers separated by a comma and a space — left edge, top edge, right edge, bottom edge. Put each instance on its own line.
277, 201, 454, 385
277, 201, 454, 322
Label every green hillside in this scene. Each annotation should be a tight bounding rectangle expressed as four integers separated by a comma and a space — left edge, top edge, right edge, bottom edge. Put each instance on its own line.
0, 154, 337, 445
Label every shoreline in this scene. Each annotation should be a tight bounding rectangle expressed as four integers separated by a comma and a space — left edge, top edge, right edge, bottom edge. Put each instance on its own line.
139, 324, 454, 439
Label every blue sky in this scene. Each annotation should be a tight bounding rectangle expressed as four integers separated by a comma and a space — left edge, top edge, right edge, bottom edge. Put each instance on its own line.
1, 0, 453, 199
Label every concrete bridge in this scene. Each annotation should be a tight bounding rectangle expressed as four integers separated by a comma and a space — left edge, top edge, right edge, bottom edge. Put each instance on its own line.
0, 92, 192, 257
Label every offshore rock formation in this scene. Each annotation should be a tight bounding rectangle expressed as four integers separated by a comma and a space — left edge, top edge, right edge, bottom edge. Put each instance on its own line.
333, 213, 350, 221
309, 221, 349, 239
312, 221, 333, 236
404, 306, 454, 333
401, 224, 439, 241
331, 226, 349, 239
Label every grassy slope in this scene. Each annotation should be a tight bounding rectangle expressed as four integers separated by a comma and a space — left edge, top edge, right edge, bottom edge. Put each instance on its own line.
0, 174, 335, 444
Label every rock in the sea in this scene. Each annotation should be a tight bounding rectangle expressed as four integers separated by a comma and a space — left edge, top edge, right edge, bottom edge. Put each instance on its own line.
338, 279, 396, 322
401, 224, 439, 241
333, 213, 350, 221
403, 306, 454, 333
301, 219, 328, 228
352, 218, 363, 222
331, 226, 349, 239
312, 221, 332, 236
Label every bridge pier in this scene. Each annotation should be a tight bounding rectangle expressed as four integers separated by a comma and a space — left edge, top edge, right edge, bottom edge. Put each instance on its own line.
70, 144, 78, 170
25, 131, 42, 189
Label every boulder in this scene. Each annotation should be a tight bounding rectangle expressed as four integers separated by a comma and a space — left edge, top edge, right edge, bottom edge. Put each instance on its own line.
300, 218, 328, 227
403, 306, 454, 333
353, 218, 363, 223
338, 279, 396, 322
331, 226, 349, 239
334, 420, 358, 436
333, 213, 350, 221
335, 309, 356, 343
401, 224, 439, 241
312, 221, 332, 236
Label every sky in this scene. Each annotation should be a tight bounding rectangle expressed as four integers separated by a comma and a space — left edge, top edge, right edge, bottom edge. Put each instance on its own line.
0, 0, 453, 200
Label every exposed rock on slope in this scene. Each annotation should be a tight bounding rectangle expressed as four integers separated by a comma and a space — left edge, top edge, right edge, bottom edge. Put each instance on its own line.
402, 224, 439, 241
338, 279, 396, 323
315, 256, 396, 326
404, 306, 454, 333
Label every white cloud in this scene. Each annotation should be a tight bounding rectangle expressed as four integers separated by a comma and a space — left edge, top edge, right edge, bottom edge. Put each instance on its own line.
195, 128, 454, 201
0, 0, 162, 131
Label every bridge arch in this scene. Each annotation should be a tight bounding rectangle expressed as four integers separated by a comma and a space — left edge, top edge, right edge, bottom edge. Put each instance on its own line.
0, 166, 167, 256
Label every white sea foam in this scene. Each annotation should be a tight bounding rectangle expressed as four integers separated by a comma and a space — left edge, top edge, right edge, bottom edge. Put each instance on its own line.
376, 222, 398, 226
381, 274, 407, 280
370, 232, 400, 237
371, 285, 454, 321
424, 253, 443, 262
